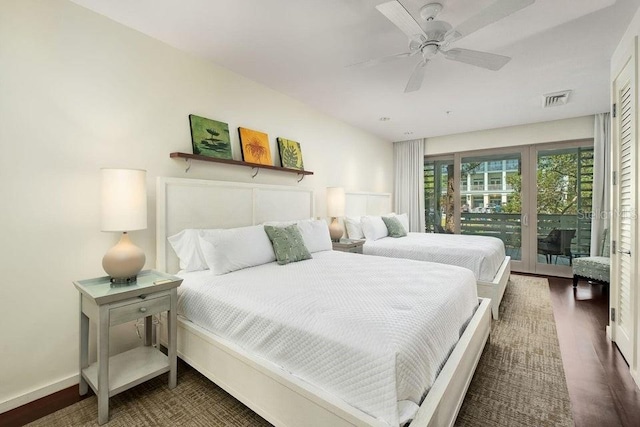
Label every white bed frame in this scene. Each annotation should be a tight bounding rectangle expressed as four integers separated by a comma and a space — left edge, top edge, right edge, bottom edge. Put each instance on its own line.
157, 177, 491, 427
345, 191, 510, 320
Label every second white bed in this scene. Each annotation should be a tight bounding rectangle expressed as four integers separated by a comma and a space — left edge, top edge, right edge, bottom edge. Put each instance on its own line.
363, 232, 505, 282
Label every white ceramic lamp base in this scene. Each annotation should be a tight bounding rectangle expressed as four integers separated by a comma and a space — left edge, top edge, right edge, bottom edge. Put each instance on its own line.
329, 217, 343, 242
102, 232, 145, 285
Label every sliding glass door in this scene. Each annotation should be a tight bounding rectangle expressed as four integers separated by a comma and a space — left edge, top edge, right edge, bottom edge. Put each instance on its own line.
425, 140, 594, 277
459, 151, 528, 271
534, 144, 594, 276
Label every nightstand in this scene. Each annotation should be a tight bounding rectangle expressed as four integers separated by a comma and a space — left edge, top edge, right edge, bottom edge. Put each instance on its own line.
73, 270, 182, 425
332, 239, 365, 254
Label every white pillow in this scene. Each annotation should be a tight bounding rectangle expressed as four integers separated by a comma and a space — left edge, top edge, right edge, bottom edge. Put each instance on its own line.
264, 219, 332, 253
344, 216, 364, 240
296, 219, 332, 253
167, 229, 208, 272
198, 225, 276, 275
361, 216, 389, 241
386, 213, 409, 233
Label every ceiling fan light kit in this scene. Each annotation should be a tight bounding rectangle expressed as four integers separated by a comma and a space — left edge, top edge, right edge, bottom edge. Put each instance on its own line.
367, 0, 536, 92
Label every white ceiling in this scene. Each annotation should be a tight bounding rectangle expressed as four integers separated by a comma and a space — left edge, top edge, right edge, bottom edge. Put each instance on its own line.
71, 0, 639, 142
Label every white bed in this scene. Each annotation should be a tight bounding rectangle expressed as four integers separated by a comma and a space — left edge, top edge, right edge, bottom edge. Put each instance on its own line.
177, 251, 478, 426
363, 233, 504, 282
345, 192, 511, 320
157, 177, 491, 427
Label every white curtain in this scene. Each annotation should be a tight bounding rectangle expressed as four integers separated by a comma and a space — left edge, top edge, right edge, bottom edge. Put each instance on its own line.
590, 112, 611, 256
393, 139, 425, 232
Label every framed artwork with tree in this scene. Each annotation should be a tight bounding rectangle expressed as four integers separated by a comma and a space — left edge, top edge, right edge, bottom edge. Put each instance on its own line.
277, 138, 304, 170
238, 127, 272, 166
189, 114, 232, 159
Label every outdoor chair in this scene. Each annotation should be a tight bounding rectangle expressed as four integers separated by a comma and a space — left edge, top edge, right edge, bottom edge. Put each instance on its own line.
572, 229, 610, 287
538, 228, 576, 265
434, 224, 453, 234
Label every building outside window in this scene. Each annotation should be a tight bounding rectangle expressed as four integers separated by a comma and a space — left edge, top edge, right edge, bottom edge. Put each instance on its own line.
488, 174, 502, 190
424, 144, 594, 270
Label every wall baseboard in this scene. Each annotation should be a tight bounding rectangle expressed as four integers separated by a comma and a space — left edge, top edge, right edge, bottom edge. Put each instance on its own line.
0, 375, 78, 414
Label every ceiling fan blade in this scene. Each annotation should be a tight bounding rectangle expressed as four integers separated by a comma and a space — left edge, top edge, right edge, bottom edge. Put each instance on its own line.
376, 0, 426, 41
405, 60, 428, 93
348, 51, 415, 68
445, 0, 535, 44
443, 48, 510, 71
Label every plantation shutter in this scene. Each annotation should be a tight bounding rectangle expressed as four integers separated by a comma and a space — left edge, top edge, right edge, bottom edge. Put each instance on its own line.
618, 79, 634, 338
611, 54, 636, 364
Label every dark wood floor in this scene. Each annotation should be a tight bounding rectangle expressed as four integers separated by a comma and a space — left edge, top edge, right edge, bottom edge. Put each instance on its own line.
3, 275, 640, 426
0, 386, 89, 427
548, 276, 640, 427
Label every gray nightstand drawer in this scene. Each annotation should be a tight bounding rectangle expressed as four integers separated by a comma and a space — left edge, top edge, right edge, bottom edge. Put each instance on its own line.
110, 295, 170, 326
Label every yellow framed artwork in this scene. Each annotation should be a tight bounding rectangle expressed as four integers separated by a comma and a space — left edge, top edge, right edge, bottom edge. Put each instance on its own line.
238, 127, 272, 166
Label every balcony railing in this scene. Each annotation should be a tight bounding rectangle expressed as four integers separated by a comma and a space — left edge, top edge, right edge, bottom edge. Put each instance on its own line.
425, 212, 592, 262
460, 184, 513, 192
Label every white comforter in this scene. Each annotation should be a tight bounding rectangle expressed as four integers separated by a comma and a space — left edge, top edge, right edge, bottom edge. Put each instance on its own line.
177, 251, 478, 426
364, 232, 506, 282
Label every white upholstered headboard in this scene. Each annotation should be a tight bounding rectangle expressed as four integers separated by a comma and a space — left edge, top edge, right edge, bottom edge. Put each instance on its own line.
344, 191, 392, 217
156, 177, 314, 273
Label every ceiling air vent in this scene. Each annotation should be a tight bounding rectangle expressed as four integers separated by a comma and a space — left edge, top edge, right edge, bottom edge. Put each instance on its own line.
543, 90, 571, 108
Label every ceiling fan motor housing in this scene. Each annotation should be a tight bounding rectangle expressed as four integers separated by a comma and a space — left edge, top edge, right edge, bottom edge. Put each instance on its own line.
422, 20, 452, 42
409, 20, 451, 51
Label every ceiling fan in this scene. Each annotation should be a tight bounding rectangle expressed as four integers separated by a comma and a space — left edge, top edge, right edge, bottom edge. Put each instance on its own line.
357, 0, 535, 92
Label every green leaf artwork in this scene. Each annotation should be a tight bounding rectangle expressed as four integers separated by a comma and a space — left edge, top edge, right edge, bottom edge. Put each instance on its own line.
277, 137, 304, 170
189, 114, 232, 159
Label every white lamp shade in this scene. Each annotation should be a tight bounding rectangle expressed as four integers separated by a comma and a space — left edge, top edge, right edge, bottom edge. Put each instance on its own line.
101, 169, 147, 232
326, 187, 345, 217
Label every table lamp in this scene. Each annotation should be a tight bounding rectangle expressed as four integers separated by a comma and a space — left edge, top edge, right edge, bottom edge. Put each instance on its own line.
101, 168, 147, 284
326, 187, 345, 242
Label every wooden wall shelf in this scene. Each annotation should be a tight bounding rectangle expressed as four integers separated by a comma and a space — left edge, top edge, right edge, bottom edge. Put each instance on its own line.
170, 152, 313, 181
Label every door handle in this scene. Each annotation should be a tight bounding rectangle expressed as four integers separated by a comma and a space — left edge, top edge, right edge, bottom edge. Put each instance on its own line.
522, 213, 528, 227
618, 249, 631, 255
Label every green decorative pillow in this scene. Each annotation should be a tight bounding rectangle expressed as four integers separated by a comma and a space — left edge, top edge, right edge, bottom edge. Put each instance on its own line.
382, 216, 407, 238
264, 224, 312, 265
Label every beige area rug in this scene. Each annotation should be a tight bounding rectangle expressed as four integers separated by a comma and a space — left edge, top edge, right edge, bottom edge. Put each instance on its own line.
456, 274, 573, 426
30, 275, 572, 427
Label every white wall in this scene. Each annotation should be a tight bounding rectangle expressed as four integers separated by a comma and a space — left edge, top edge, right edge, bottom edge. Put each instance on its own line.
425, 115, 595, 155
0, 0, 393, 411
611, 5, 640, 74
